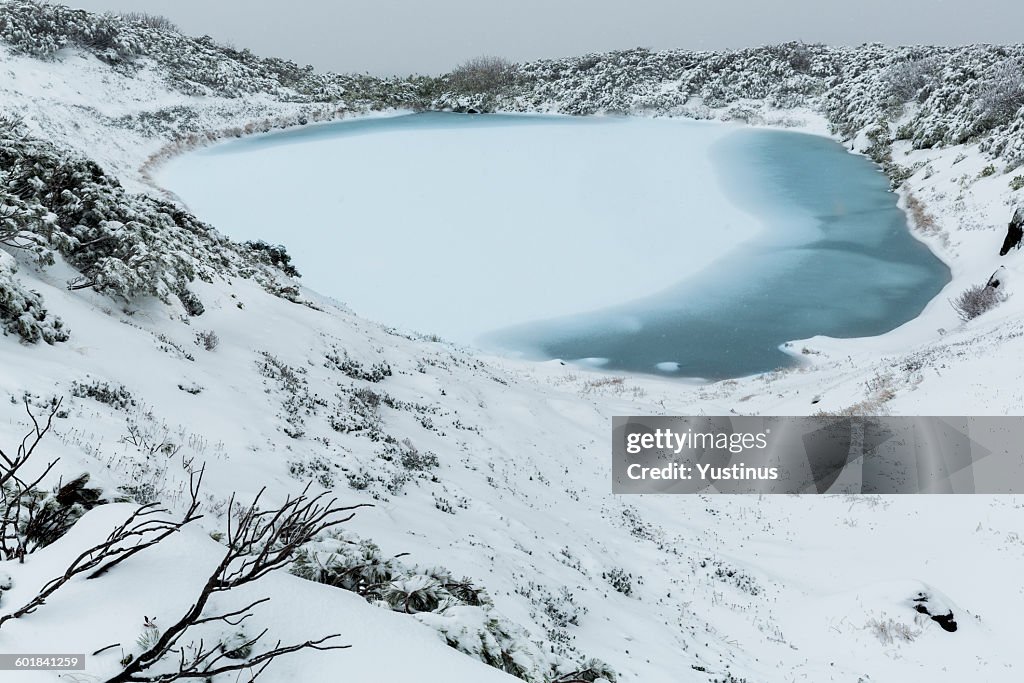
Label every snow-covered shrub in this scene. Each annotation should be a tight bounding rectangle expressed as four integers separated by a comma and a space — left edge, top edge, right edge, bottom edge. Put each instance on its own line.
193, 329, 219, 351
384, 574, 445, 613
603, 567, 633, 596
763, 41, 818, 74
975, 59, 1024, 129
0, 250, 69, 344
950, 283, 1007, 321
135, 622, 160, 651
398, 438, 439, 471
256, 352, 324, 438
329, 386, 383, 439
344, 468, 373, 490
70, 378, 134, 410
902, 191, 948, 246
0, 1, 141, 62
244, 240, 300, 278
292, 534, 398, 597
447, 56, 517, 94
1, 472, 108, 558
551, 660, 618, 683
883, 57, 939, 105
117, 11, 179, 32
1, 190, 58, 267
287, 454, 335, 488
699, 558, 763, 596
415, 606, 537, 680
175, 287, 205, 317
292, 532, 610, 682
218, 629, 254, 660
324, 347, 392, 382
865, 616, 922, 645
515, 581, 589, 651
1, 119, 222, 303
541, 586, 586, 628
155, 333, 195, 361
1, 112, 326, 322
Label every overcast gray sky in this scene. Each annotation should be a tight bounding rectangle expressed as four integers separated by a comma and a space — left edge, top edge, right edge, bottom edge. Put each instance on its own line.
68, 1, 1022, 76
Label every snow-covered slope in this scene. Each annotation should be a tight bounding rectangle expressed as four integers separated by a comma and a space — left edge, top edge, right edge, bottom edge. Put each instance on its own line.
1, 3, 1022, 682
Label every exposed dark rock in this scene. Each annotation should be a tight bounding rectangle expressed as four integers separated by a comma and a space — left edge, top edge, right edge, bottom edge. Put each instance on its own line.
912, 591, 959, 632
987, 266, 1007, 289
931, 611, 958, 632
999, 207, 1023, 256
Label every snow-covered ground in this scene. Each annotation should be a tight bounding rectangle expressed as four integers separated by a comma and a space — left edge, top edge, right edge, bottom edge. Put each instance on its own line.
1, 9, 1023, 683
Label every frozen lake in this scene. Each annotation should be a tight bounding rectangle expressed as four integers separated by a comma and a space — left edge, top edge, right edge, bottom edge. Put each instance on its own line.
157, 112, 949, 378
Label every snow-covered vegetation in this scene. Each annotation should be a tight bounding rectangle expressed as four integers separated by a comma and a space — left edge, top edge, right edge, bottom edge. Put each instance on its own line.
1, 2, 1023, 682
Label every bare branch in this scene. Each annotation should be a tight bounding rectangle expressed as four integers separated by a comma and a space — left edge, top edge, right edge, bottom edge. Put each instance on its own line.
87, 466, 205, 579
104, 487, 364, 683
0, 497, 202, 629
0, 397, 61, 490
1, 398, 63, 563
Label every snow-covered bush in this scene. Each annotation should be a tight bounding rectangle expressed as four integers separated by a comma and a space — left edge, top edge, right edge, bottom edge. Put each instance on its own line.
0, 1, 140, 62
883, 57, 940, 105
975, 59, 1024, 129
398, 437, 439, 471
416, 606, 539, 680
176, 287, 205, 316
602, 567, 633, 596
1, 402, 109, 562
0, 251, 68, 344
292, 535, 396, 597
865, 616, 922, 645
1, 192, 57, 267
70, 378, 134, 410
1, 471, 108, 557
193, 329, 219, 351
763, 41, 818, 74
244, 240, 300, 277
256, 352, 324, 439
218, 628, 254, 660
0, 115, 237, 305
384, 574, 446, 613
329, 386, 384, 439
324, 347, 392, 382
447, 56, 517, 94
699, 557, 763, 596
950, 283, 1007, 321
292, 531, 614, 682
116, 11, 179, 33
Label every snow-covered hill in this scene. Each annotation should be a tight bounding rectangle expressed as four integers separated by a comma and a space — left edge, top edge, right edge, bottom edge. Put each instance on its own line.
1, 3, 1022, 682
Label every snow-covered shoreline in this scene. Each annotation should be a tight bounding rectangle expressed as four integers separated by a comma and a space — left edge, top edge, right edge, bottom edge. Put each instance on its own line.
138, 99, 965, 387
